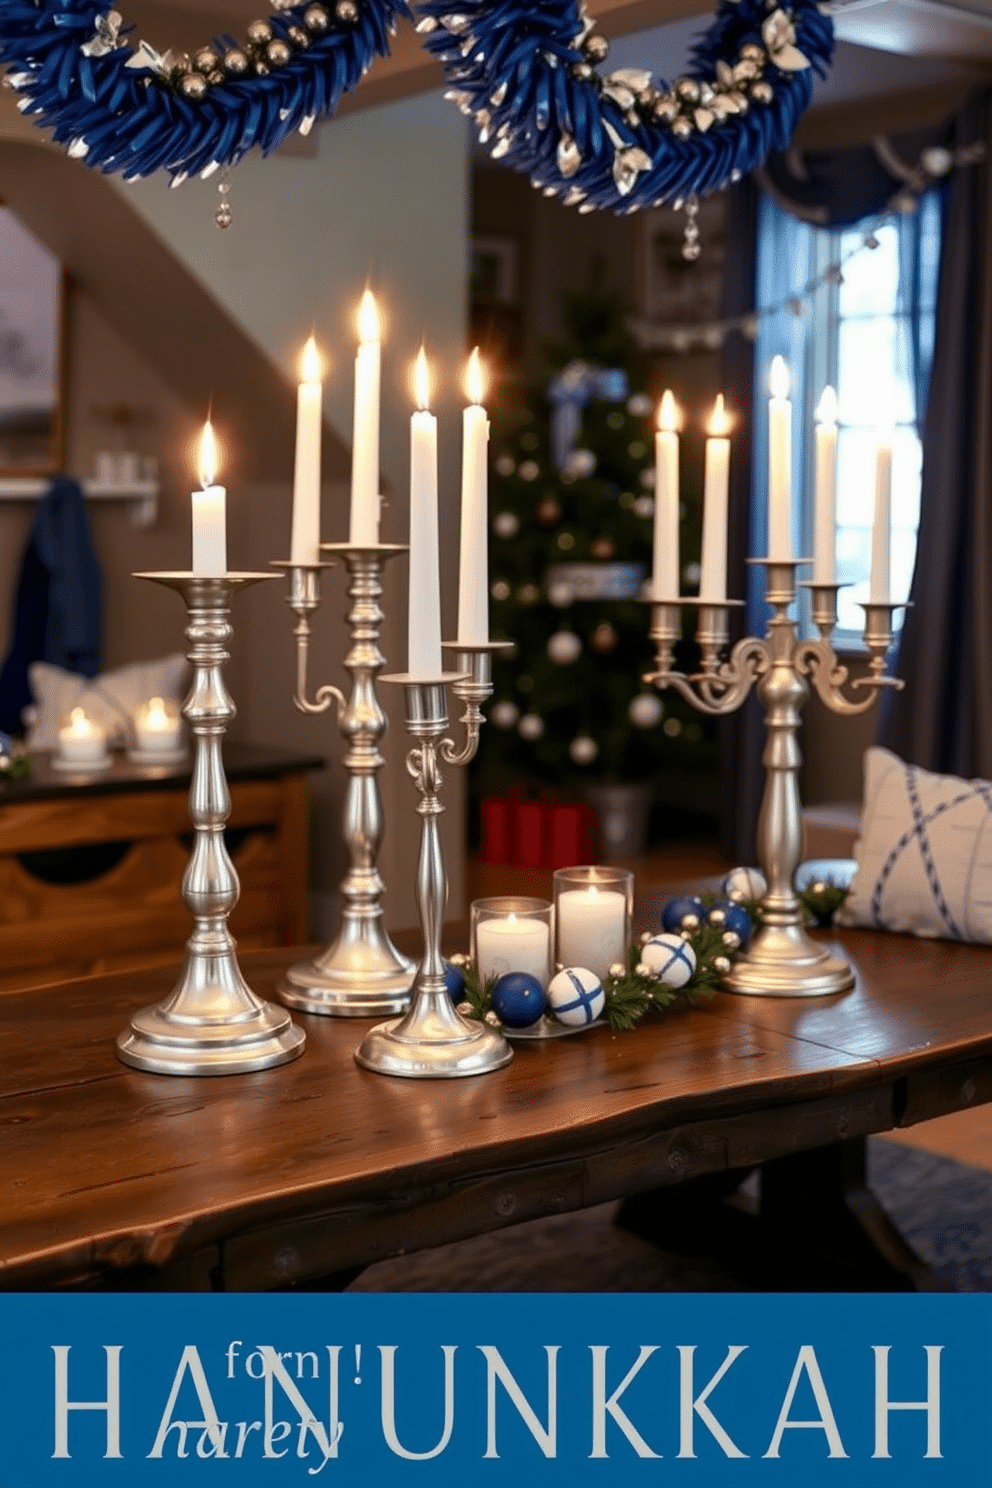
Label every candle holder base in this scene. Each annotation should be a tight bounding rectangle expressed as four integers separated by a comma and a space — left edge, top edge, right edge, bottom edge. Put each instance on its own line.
355, 986, 513, 1079
278, 935, 415, 1017
117, 979, 306, 1076
722, 924, 855, 998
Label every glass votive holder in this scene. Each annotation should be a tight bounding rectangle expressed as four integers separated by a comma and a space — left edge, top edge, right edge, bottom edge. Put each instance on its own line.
553, 865, 633, 982
471, 896, 553, 988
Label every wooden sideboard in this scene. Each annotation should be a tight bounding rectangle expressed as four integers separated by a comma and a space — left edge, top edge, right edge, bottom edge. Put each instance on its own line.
0, 744, 322, 991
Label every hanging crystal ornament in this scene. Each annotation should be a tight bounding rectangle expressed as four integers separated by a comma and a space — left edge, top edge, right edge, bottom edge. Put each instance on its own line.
682, 198, 701, 262
215, 171, 233, 229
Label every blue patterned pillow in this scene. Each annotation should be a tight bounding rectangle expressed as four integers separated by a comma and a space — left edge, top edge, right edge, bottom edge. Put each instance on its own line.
836, 746, 992, 943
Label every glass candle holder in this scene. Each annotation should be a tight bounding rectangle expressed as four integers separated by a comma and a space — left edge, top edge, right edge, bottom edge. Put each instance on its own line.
471, 896, 553, 988
56, 706, 109, 769
553, 865, 633, 981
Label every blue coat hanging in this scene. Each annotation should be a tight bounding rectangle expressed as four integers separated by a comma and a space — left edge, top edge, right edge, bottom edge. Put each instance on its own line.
0, 476, 104, 734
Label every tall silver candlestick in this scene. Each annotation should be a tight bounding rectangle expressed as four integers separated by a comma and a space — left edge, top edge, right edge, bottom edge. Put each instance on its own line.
646, 561, 906, 997
356, 643, 512, 1078
117, 573, 306, 1074
275, 543, 415, 1016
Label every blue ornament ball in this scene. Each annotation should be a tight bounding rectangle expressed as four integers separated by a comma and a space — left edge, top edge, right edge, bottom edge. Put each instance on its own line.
661, 895, 705, 933
722, 866, 768, 902
442, 960, 466, 1000
707, 898, 753, 945
641, 933, 696, 988
547, 967, 605, 1026
492, 971, 547, 1029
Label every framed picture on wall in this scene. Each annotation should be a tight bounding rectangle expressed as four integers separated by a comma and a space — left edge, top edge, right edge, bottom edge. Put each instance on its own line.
635, 197, 727, 325
0, 202, 66, 476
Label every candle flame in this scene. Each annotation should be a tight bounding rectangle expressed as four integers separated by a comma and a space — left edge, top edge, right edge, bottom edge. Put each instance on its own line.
300, 335, 323, 384
707, 393, 732, 437
198, 419, 219, 488
816, 385, 838, 425
70, 707, 85, 727
508, 912, 517, 923
769, 355, 791, 400
357, 289, 381, 344
465, 347, 487, 405
414, 346, 431, 411
657, 389, 680, 434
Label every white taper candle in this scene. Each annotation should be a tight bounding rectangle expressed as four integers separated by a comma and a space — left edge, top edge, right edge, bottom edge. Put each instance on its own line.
813, 385, 838, 586
191, 419, 226, 576
768, 355, 793, 561
457, 348, 490, 645
408, 348, 442, 677
290, 335, 323, 566
350, 290, 381, 547
699, 394, 731, 602
653, 390, 680, 600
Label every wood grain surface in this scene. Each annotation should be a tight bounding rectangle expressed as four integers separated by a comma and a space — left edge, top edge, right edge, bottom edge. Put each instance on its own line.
0, 927, 990, 1290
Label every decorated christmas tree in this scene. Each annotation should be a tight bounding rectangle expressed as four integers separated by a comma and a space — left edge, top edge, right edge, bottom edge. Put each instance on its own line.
474, 288, 718, 838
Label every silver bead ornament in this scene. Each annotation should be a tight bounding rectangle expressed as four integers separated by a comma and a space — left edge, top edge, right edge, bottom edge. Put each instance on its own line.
303, 4, 330, 32
193, 46, 218, 72
336, 0, 360, 20
680, 911, 701, 931
713, 955, 732, 976
608, 962, 626, 979
672, 117, 693, 140
572, 61, 594, 81
569, 735, 599, 766
287, 25, 309, 46
585, 34, 609, 61
653, 95, 679, 122
707, 906, 728, 929
751, 81, 774, 104
739, 41, 765, 62
246, 20, 273, 45
635, 962, 652, 979
266, 39, 291, 65
456, 1000, 474, 1015
224, 48, 250, 73
722, 930, 741, 950
448, 951, 469, 968
675, 77, 701, 102
180, 71, 208, 98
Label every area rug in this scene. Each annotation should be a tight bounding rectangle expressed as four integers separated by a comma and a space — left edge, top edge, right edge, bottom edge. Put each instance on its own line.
348, 1138, 992, 1293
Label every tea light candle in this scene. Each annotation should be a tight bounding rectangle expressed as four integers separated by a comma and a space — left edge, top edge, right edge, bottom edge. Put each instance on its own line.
475, 913, 551, 988
134, 696, 182, 756
556, 884, 627, 981
58, 707, 106, 766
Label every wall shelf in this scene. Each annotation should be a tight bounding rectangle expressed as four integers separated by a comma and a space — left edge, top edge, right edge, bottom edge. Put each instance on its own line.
0, 478, 159, 529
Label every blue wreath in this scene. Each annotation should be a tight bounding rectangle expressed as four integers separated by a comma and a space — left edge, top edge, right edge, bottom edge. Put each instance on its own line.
0, 0, 832, 207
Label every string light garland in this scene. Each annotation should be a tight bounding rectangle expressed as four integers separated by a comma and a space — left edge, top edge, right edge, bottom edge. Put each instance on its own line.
0, 0, 832, 218
631, 137, 986, 352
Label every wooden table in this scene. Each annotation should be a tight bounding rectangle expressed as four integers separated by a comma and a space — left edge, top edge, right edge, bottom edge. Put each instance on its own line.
0, 744, 322, 990
1, 927, 990, 1292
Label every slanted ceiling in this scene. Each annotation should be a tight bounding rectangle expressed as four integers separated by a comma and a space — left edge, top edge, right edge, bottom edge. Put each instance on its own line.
0, 136, 350, 483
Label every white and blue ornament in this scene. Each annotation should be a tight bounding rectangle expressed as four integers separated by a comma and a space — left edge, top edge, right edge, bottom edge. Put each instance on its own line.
661, 895, 705, 933
492, 971, 547, 1028
706, 898, 753, 945
548, 966, 605, 1026
722, 866, 767, 902
640, 933, 696, 989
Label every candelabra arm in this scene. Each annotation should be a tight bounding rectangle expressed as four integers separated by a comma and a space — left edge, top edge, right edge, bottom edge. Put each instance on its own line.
648, 637, 769, 715
294, 606, 346, 717
795, 638, 897, 716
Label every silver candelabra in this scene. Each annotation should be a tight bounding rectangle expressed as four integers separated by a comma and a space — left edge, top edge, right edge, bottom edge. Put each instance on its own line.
356, 643, 513, 1078
646, 561, 905, 997
274, 544, 415, 1016
117, 573, 306, 1074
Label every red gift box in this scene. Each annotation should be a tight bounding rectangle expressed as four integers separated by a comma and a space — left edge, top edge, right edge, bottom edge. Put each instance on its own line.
480, 795, 598, 868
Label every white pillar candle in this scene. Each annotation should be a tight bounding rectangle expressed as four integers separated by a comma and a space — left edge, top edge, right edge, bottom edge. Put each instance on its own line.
58, 707, 106, 765
135, 696, 182, 755
699, 394, 731, 602
767, 355, 792, 561
290, 335, 324, 566
652, 390, 680, 600
813, 386, 838, 585
408, 348, 442, 678
457, 348, 490, 645
191, 419, 226, 576
870, 428, 893, 604
556, 886, 627, 982
475, 914, 551, 987
350, 290, 381, 547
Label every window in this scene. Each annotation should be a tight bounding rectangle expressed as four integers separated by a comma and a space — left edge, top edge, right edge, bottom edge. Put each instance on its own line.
752, 191, 941, 646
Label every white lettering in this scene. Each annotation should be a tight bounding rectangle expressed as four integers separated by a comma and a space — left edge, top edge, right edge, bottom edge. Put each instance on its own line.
380, 1345, 456, 1460
589, 1346, 661, 1459
147, 1345, 227, 1460
52, 1345, 123, 1459
479, 1346, 559, 1459
873, 1346, 942, 1459
677, 1345, 748, 1458
764, 1345, 847, 1459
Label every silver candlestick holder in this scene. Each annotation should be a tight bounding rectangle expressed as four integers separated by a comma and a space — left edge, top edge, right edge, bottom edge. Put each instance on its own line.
274, 543, 415, 1016
646, 561, 906, 998
355, 642, 513, 1078
117, 573, 306, 1074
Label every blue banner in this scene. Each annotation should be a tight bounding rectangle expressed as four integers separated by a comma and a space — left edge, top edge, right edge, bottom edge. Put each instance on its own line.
0, 1294, 987, 1485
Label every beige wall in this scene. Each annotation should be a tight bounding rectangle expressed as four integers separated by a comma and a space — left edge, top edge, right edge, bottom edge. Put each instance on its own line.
0, 89, 470, 933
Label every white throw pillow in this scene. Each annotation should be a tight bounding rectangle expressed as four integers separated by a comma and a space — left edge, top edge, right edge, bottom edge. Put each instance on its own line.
26, 655, 188, 750
836, 745, 992, 943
